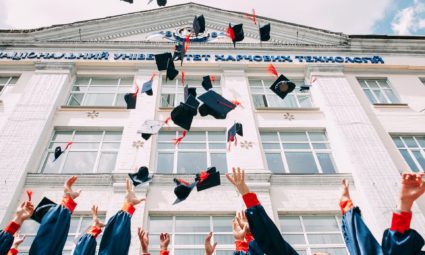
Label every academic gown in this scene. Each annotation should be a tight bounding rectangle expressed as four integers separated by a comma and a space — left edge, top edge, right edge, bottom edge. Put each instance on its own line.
29, 197, 77, 255
233, 239, 264, 255
73, 226, 102, 255
0, 222, 19, 255
242, 193, 298, 255
98, 203, 134, 255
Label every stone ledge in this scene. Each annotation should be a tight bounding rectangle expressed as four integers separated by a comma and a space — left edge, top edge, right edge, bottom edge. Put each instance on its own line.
271, 173, 353, 186
373, 103, 409, 108
255, 107, 321, 113
59, 105, 128, 111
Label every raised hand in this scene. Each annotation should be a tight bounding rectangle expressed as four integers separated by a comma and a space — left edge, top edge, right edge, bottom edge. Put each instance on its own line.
13, 201, 34, 225
125, 178, 146, 205
137, 228, 149, 254
232, 218, 248, 241
236, 211, 250, 233
225, 167, 250, 195
204, 232, 217, 255
12, 232, 25, 249
91, 205, 105, 228
160, 233, 170, 251
64, 176, 81, 200
399, 172, 425, 212
340, 179, 351, 202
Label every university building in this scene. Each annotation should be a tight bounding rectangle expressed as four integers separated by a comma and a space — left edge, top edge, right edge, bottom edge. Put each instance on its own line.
0, 3, 425, 254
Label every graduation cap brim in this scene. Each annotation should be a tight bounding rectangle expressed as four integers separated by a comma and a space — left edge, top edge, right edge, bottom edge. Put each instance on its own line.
193, 15, 206, 35
141, 133, 152, 140
54, 147, 63, 161
198, 90, 236, 119
170, 95, 199, 130
138, 120, 164, 137
202, 76, 213, 91
259, 23, 271, 42
231, 24, 244, 42
154, 53, 172, 71
31, 197, 57, 223
128, 173, 152, 187
157, 0, 167, 6
173, 182, 197, 205
269, 75, 296, 100
166, 59, 179, 81
124, 93, 137, 109
196, 171, 221, 192
142, 80, 154, 96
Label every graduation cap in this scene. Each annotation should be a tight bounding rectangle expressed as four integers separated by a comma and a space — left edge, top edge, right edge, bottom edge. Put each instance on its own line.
270, 75, 296, 100
154, 53, 173, 71
173, 178, 197, 205
195, 167, 221, 192
157, 0, 167, 6
31, 197, 57, 223
198, 90, 236, 119
201, 75, 215, 91
299, 85, 311, 92
184, 85, 197, 101
166, 58, 179, 81
227, 23, 244, 48
137, 120, 164, 140
128, 166, 152, 186
122, 0, 133, 3
124, 93, 137, 109
141, 75, 156, 96
54, 142, 73, 162
259, 23, 271, 42
173, 42, 184, 61
193, 15, 206, 36
170, 95, 200, 130
227, 123, 243, 142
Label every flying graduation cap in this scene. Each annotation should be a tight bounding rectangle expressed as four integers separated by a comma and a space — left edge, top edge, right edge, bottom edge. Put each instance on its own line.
198, 90, 236, 119
195, 167, 221, 192
170, 95, 200, 130
124, 85, 139, 109
259, 23, 271, 42
173, 36, 190, 66
128, 166, 152, 186
122, 0, 133, 3
137, 120, 164, 140
148, 0, 167, 6
193, 15, 206, 36
184, 85, 197, 101
227, 123, 243, 150
54, 142, 73, 162
31, 197, 57, 223
268, 64, 296, 100
140, 73, 157, 96
173, 178, 197, 205
154, 53, 179, 81
227, 23, 244, 48
201, 75, 215, 91
299, 85, 311, 92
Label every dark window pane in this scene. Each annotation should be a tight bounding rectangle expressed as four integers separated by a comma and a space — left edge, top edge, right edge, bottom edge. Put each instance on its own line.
285, 152, 318, 173
157, 153, 174, 173
317, 153, 336, 173
177, 152, 207, 173
265, 153, 285, 173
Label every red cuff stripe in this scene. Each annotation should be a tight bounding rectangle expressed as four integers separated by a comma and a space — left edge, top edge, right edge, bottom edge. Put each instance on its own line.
4, 221, 20, 235
339, 199, 353, 215
7, 248, 18, 255
242, 193, 261, 209
160, 250, 170, 255
235, 240, 249, 252
245, 232, 254, 243
61, 197, 77, 214
87, 226, 102, 238
122, 202, 136, 216
390, 211, 412, 234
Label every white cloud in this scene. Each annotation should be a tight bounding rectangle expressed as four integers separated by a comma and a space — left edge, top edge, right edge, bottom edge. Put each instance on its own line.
391, 0, 425, 35
1, 0, 392, 34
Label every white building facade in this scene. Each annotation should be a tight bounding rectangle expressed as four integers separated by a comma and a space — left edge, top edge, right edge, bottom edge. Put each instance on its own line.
0, 3, 425, 255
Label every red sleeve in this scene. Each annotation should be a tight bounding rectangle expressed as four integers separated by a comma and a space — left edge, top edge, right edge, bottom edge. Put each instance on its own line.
242, 193, 260, 209
235, 240, 249, 252
61, 197, 77, 214
87, 226, 102, 238
339, 199, 353, 215
4, 221, 20, 235
7, 248, 18, 255
122, 202, 136, 216
160, 250, 170, 255
390, 211, 412, 234
245, 232, 254, 243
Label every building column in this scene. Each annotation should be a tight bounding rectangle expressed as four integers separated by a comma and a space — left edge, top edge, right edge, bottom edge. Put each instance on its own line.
0, 62, 75, 226
305, 65, 425, 236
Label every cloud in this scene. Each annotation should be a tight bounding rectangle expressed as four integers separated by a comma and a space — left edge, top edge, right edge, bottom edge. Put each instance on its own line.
391, 0, 425, 35
1, 0, 392, 34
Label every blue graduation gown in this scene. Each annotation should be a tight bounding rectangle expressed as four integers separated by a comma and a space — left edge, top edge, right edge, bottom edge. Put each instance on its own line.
0, 228, 15, 255
382, 228, 425, 255
73, 234, 97, 255
98, 210, 132, 255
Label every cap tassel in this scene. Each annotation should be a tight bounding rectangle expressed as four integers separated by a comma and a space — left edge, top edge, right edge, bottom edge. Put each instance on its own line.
226, 26, 236, 42
173, 131, 187, 145
210, 75, 216, 82
132, 84, 140, 97
26, 189, 32, 202
165, 116, 171, 126
310, 76, 317, 84
267, 64, 278, 78
184, 35, 190, 53
181, 71, 185, 86
198, 171, 209, 183
218, 101, 236, 109
227, 135, 236, 151
177, 178, 190, 186
231, 100, 243, 108
244, 9, 257, 25
65, 141, 73, 151
150, 73, 157, 80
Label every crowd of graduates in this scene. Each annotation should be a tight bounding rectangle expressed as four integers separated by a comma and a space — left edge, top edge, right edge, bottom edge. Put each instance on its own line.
0, 168, 424, 255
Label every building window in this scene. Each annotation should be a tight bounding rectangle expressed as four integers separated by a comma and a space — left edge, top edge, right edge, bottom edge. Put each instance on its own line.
392, 135, 425, 172
261, 131, 336, 174
279, 215, 347, 255
248, 78, 312, 108
67, 77, 134, 107
0, 76, 19, 96
160, 76, 222, 108
157, 131, 227, 174
40, 130, 122, 174
149, 215, 234, 255
18, 214, 105, 255
357, 78, 400, 104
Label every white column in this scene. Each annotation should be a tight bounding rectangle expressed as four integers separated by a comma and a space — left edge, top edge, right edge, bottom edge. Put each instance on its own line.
0, 62, 75, 226
305, 65, 425, 236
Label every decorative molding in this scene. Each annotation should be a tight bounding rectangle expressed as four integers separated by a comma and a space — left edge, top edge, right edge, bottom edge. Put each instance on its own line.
87, 110, 99, 119
284, 112, 295, 121
240, 140, 253, 150
132, 140, 145, 149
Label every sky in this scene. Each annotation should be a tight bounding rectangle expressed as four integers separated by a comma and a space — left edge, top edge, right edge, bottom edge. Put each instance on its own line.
0, 0, 424, 35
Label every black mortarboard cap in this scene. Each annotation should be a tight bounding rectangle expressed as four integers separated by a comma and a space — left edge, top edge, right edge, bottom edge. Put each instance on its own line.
128, 166, 152, 186
270, 75, 296, 100
229, 23, 244, 47
154, 53, 172, 71
227, 122, 243, 142
300, 85, 311, 92
173, 43, 184, 62
184, 85, 197, 101
54, 146, 63, 161
193, 15, 206, 36
202, 76, 213, 91
124, 93, 137, 109
157, 0, 167, 6
137, 120, 164, 140
195, 167, 221, 192
198, 90, 236, 119
166, 58, 179, 81
259, 23, 271, 42
122, 0, 133, 3
141, 79, 153, 96
170, 95, 200, 130
31, 197, 57, 223
173, 178, 197, 205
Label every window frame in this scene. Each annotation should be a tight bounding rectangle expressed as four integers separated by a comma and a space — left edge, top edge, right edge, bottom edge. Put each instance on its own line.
357, 78, 400, 104
392, 135, 425, 172
0, 76, 19, 97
